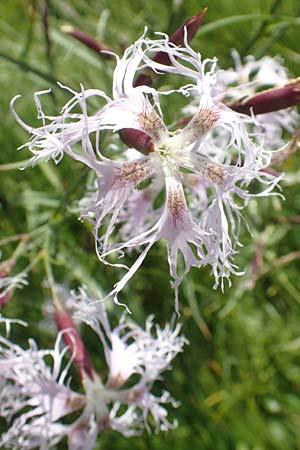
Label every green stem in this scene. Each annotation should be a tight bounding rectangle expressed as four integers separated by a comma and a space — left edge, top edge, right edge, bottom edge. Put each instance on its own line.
43, 234, 61, 310
0, 51, 57, 87
241, 0, 282, 56
0, 158, 33, 171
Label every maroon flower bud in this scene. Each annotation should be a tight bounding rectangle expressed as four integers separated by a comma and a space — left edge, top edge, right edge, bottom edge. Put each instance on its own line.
229, 79, 300, 115
119, 128, 155, 154
54, 306, 94, 380
154, 7, 208, 65
61, 25, 113, 59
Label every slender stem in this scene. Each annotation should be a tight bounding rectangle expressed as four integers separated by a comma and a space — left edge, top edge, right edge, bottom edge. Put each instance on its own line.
0, 234, 28, 246
11, 238, 30, 262
0, 158, 33, 171
41, 0, 54, 74
254, 1, 300, 58
0, 51, 58, 87
42, 237, 60, 310
50, 166, 89, 226
241, 0, 282, 56
21, 0, 37, 59
22, 251, 44, 275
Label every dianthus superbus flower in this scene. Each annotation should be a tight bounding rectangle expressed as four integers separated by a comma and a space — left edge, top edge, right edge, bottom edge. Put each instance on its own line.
0, 288, 186, 449
11, 31, 281, 308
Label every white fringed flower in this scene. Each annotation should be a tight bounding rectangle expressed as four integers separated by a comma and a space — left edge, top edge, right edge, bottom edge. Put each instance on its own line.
71, 287, 186, 388
0, 332, 85, 450
0, 289, 186, 449
209, 50, 300, 149
214, 51, 289, 98
12, 32, 281, 307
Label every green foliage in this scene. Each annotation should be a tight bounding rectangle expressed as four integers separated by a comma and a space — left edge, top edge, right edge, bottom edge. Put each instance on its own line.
1, 0, 300, 449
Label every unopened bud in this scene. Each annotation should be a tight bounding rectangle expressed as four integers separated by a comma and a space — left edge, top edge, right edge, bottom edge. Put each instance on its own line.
61, 25, 113, 59
54, 306, 94, 380
119, 128, 155, 154
229, 79, 300, 115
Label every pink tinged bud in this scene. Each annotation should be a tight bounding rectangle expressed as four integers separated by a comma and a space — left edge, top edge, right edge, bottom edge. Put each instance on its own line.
54, 306, 94, 380
246, 239, 265, 289
229, 79, 300, 115
152, 8, 207, 66
260, 167, 281, 177
0, 269, 10, 309
0, 292, 11, 308
61, 25, 114, 59
0, 260, 16, 309
0, 260, 14, 277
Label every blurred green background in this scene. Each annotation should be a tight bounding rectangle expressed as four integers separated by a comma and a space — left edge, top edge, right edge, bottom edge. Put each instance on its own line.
1, 1, 300, 449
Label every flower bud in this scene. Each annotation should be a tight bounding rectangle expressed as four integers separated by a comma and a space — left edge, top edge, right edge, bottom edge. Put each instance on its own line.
230, 79, 300, 115
54, 305, 94, 380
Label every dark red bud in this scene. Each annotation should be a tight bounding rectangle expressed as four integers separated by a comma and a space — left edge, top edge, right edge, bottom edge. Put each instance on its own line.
229, 79, 300, 115
61, 25, 113, 59
54, 306, 94, 380
119, 128, 155, 154
156, 8, 208, 65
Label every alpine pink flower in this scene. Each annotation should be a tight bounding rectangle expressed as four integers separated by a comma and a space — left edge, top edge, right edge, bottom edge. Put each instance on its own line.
11, 32, 281, 308
0, 289, 186, 449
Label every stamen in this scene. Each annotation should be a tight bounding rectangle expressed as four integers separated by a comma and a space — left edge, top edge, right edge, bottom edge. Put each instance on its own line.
189, 107, 220, 137
168, 187, 187, 224
114, 159, 152, 186
139, 109, 166, 144
108, 373, 126, 389
202, 163, 225, 185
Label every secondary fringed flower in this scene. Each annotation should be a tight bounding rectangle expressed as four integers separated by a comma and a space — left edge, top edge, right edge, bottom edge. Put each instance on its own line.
0, 330, 84, 450
0, 289, 186, 449
210, 51, 300, 149
12, 31, 281, 308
